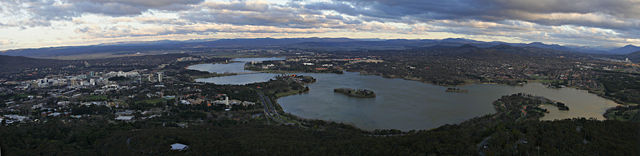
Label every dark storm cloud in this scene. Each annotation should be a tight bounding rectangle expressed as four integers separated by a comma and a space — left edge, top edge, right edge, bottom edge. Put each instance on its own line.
8, 0, 639, 31
2, 0, 640, 48
69, 0, 203, 14
0, 0, 203, 27
305, 0, 490, 20
180, 1, 359, 29
308, 0, 640, 31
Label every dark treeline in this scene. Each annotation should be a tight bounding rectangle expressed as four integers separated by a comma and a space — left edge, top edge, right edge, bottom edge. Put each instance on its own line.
0, 118, 637, 155
597, 71, 640, 104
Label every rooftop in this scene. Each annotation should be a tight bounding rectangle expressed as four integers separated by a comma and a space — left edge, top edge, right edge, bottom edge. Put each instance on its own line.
170, 143, 189, 151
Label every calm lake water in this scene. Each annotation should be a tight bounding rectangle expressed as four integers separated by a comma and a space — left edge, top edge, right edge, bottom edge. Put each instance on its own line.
194, 73, 280, 85
278, 72, 619, 131
188, 58, 619, 131
188, 57, 284, 85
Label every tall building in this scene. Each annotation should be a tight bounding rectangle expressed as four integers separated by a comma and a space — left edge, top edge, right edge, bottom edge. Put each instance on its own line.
148, 74, 153, 82
157, 72, 163, 83
70, 79, 78, 86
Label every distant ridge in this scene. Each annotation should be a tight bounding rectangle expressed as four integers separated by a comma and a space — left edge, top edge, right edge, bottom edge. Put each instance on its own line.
0, 38, 636, 57
610, 45, 640, 55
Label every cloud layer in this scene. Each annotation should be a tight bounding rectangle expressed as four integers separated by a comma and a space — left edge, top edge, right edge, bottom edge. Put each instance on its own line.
1, 0, 639, 50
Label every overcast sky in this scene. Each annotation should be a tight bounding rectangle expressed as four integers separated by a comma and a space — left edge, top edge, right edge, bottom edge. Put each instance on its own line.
1, 0, 639, 50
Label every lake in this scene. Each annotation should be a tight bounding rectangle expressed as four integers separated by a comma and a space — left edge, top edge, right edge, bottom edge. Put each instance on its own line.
188, 58, 619, 131
194, 73, 280, 85
277, 72, 619, 131
187, 57, 284, 85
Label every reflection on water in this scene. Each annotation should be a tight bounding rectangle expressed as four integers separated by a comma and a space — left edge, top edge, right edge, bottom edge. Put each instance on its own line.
187, 63, 250, 74
194, 73, 280, 85
278, 72, 619, 131
187, 57, 284, 85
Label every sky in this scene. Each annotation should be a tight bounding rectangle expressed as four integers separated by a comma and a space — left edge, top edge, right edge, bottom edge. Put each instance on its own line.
1, 0, 640, 51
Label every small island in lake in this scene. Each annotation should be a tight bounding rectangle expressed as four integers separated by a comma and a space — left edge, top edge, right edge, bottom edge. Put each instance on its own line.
445, 88, 468, 93
552, 102, 570, 111
334, 88, 376, 98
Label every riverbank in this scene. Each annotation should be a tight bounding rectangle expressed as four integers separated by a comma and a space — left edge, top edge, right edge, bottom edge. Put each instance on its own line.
354, 70, 527, 87
529, 78, 634, 106
357, 70, 623, 118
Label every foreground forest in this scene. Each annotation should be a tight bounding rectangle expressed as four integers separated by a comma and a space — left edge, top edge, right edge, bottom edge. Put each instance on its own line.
0, 115, 637, 155
1, 94, 638, 155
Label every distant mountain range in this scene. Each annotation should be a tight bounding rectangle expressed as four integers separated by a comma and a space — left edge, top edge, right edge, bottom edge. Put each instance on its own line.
1, 38, 639, 58
610, 45, 640, 54
2, 42, 638, 77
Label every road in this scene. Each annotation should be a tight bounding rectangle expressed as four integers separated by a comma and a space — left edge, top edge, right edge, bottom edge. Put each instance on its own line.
257, 91, 284, 123
477, 136, 492, 156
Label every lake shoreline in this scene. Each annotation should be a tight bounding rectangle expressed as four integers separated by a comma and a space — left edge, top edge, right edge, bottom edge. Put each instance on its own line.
186, 57, 620, 131
276, 72, 618, 130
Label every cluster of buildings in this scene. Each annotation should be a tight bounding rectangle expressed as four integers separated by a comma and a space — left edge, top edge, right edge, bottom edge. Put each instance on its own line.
286, 57, 384, 64
148, 72, 163, 83
1, 114, 29, 124
16, 70, 168, 89
178, 94, 256, 111
0, 69, 174, 124
30, 71, 129, 88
